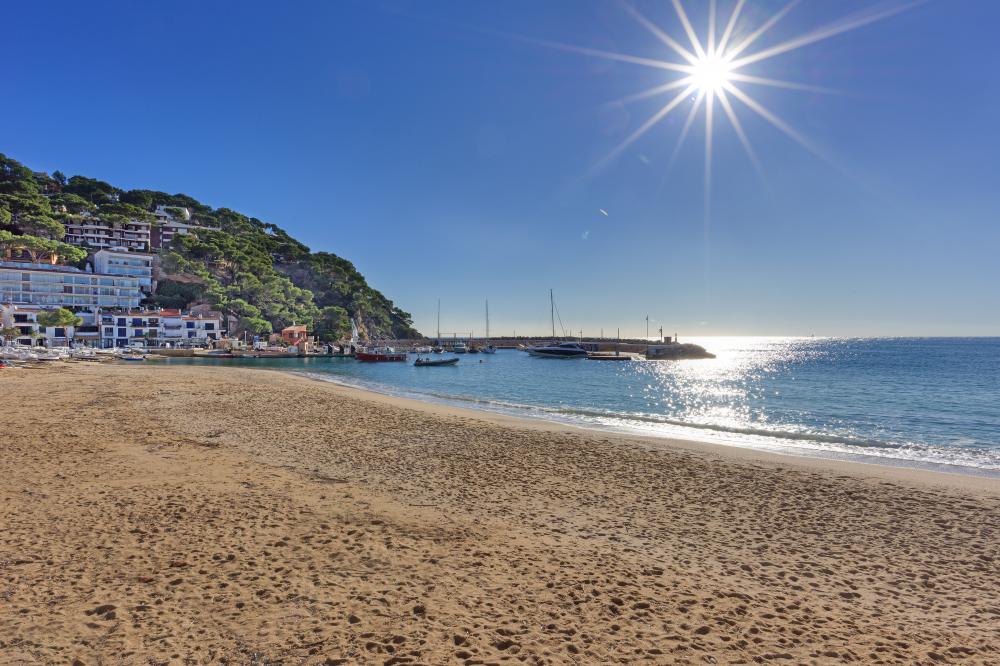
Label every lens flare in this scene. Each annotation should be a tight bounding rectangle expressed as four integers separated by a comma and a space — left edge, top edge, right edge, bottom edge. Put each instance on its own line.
534, 0, 918, 201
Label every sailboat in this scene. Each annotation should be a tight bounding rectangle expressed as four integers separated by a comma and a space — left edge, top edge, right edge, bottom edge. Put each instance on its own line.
433, 300, 444, 353
526, 289, 587, 359
482, 299, 496, 353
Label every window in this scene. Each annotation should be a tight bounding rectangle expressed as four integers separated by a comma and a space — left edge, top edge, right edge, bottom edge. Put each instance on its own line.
132, 318, 143, 327
118, 327, 127, 337
104, 327, 113, 336
186, 321, 194, 329
204, 323, 214, 331
117, 318, 126, 326
54, 327, 66, 337
13, 314, 28, 323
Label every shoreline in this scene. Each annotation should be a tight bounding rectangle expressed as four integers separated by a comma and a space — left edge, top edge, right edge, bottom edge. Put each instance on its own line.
3, 362, 998, 663
291, 367, 1000, 490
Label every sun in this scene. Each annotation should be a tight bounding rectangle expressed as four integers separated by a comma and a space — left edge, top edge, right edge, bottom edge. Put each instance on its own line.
526, 0, 916, 195
689, 52, 733, 94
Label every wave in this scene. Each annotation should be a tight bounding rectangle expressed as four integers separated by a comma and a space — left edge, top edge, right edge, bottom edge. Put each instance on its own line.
296, 371, 1000, 474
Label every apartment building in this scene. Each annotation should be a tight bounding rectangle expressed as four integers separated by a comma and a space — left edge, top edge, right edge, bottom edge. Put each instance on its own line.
63, 213, 151, 252
0, 303, 95, 347
0, 260, 143, 310
100, 308, 224, 348
92, 249, 154, 293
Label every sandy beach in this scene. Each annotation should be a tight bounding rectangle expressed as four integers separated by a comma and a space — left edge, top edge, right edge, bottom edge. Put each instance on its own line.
1, 363, 998, 665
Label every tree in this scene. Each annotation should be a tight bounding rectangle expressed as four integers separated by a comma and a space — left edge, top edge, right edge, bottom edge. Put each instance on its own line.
50, 193, 95, 214
63, 175, 118, 203
51, 170, 67, 186
315, 305, 350, 341
98, 202, 154, 221
0, 154, 33, 182
0, 326, 21, 343
0, 230, 87, 265
36, 308, 84, 330
18, 215, 65, 240
241, 317, 272, 336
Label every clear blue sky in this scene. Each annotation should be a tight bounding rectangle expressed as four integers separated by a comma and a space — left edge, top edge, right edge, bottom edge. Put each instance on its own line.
6, 1, 999, 337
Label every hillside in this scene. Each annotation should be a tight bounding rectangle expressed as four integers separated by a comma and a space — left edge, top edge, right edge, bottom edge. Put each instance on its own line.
0, 153, 419, 339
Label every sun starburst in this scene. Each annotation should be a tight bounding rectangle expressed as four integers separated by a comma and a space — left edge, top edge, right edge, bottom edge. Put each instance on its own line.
537, 0, 918, 205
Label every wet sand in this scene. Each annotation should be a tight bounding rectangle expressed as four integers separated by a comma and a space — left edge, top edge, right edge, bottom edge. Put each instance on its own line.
1, 363, 997, 665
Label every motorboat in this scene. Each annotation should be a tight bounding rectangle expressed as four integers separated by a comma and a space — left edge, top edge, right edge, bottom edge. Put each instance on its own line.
526, 342, 588, 359
452, 342, 467, 354
414, 357, 459, 367
356, 346, 407, 362
482, 344, 497, 354
413, 345, 433, 354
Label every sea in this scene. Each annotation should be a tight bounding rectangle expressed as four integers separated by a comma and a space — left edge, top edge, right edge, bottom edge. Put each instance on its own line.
166, 337, 1000, 477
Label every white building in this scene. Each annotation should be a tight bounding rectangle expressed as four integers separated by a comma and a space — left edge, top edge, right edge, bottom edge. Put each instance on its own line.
100, 308, 224, 348
92, 249, 154, 293
153, 205, 191, 222
63, 213, 151, 252
0, 303, 100, 347
0, 259, 143, 310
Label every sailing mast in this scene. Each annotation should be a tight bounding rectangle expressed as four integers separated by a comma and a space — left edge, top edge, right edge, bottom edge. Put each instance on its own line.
485, 299, 490, 342
550, 288, 555, 339
436, 299, 441, 344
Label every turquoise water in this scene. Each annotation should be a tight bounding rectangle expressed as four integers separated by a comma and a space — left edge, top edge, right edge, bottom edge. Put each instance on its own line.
165, 337, 1000, 476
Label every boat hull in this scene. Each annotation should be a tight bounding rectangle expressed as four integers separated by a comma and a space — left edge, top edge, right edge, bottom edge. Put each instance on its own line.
414, 358, 459, 366
356, 351, 407, 362
526, 349, 587, 359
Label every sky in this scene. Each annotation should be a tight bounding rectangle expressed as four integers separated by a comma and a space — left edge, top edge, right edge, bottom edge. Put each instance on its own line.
5, 0, 999, 337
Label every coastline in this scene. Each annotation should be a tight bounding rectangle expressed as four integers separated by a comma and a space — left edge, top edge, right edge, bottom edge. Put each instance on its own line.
2, 362, 998, 663
293, 368, 1000, 490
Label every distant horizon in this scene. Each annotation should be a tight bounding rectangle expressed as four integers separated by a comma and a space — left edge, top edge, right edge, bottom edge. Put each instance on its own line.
6, 1, 999, 338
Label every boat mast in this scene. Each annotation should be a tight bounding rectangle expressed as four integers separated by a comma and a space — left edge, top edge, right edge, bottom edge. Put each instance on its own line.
550, 289, 555, 339
436, 299, 441, 344
485, 299, 490, 341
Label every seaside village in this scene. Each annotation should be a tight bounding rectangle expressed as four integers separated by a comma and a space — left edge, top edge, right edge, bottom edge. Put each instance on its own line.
1, 194, 316, 359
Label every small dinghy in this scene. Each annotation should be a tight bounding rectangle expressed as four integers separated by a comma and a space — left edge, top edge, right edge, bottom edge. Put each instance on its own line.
414, 357, 459, 367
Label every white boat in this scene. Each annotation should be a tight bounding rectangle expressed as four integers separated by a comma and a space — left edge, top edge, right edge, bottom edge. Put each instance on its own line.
413, 345, 433, 354
526, 341, 588, 359
453, 341, 467, 353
